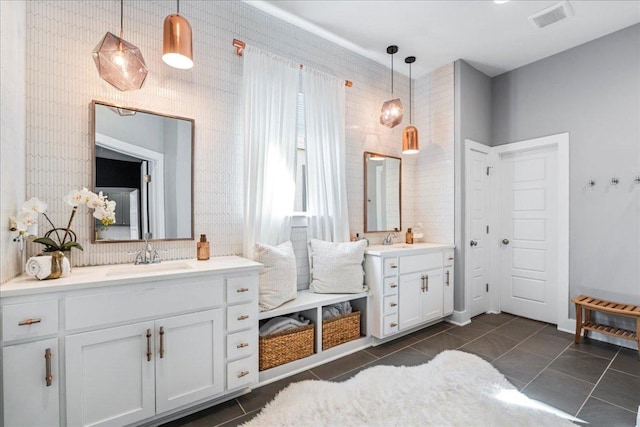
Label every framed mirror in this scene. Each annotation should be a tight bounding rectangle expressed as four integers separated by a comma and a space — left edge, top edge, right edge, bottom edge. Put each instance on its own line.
364, 151, 401, 233
91, 100, 194, 242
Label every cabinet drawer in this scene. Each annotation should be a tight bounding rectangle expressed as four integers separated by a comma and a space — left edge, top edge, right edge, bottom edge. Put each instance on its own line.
66, 278, 223, 331
227, 355, 258, 391
227, 302, 258, 333
383, 257, 399, 276
383, 313, 399, 336
227, 329, 257, 361
226, 276, 257, 305
2, 300, 59, 342
383, 277, 398, 295
400, 252, 442, 273
383, 295, 398, 315
444, 250, 454, 267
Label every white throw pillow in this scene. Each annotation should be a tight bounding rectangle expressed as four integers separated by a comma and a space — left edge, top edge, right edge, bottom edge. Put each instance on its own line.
309, 239, 367, 293
254, 241, 298, 311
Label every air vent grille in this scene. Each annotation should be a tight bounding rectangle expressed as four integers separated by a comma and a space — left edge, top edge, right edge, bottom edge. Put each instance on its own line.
529, 1, 574, 29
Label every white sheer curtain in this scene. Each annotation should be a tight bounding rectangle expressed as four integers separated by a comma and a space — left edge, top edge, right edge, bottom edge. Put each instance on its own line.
243, 46, 300, 259
302, 68, 350, 242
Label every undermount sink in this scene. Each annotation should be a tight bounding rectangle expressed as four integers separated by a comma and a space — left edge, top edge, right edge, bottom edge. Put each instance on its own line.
106, 262, 193, 277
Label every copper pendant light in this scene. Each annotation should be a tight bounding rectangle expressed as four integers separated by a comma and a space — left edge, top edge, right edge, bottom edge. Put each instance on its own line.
163, 0, 193, 69
380, 45, 404, 128
402, 56, 419, 154
92, 0, 148, 91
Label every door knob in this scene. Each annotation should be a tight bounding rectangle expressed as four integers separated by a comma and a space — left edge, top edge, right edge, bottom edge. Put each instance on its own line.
502, 239, 510, 245
470, 240, 478, 247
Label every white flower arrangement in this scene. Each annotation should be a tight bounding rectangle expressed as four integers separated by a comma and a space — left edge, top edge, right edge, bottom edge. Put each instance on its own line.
10, 188, 116, 252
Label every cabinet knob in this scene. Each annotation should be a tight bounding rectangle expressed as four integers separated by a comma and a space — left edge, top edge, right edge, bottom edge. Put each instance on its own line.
390, 284, 398, 288
237, 314, 250, 321
237, 370, 250, 378
390, 322, 398, 328
390, 264, 398, 269
237, 342, 249, 349
390, 302, 398, 307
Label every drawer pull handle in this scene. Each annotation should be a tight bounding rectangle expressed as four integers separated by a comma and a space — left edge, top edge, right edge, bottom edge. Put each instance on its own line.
390, 264, 398, 269
236, 287, 249, 293
421, 275, 425, 292
448, 257, 454, 261
237, 315, 250, 321
390, 322, 398, 328
44, 348, 53, 387
390, 284, 398, 288
146, 329, 152, 361
446, 270, 450, 286
238, 370, 250, 378
425, 274, 429, 292
159, 327, 165, 359
390, 302, 398, 307
237, 342, 249, 349
19, 318, 42, 326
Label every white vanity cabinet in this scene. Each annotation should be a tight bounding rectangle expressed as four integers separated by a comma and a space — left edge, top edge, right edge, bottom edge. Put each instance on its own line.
1, 257, 261, 427
2, 300, 60, 427
365, 244, 454, 339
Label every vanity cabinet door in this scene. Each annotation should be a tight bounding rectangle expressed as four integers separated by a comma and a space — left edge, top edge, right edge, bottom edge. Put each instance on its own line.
422, 267, 444, 323
443, 266, 454, 316
155, 309, 224, 413
66, 322, 155, 427
398, 272, 424, 330
3, 338, 60, 427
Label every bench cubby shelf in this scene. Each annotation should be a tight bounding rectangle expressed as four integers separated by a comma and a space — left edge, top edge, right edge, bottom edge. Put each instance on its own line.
257, 289, 369, 385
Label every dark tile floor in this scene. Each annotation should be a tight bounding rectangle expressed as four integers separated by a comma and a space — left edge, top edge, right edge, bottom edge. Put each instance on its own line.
162, 313, 639, 427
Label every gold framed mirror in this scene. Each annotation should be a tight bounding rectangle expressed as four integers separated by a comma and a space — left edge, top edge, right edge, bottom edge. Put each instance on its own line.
91, 100, 194, 242
364, 151, 401, 232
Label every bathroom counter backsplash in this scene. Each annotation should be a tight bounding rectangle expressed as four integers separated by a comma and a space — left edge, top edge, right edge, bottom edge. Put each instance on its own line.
1, 256, 262, 298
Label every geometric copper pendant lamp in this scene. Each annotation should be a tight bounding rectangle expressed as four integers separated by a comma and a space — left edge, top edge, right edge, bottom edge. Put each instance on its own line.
380, 45, 404, 128
402, 55, 419, 154
92, 0, 148, 91
162, 0, 194, 69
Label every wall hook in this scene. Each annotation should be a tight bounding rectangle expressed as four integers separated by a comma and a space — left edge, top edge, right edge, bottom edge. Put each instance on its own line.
586, 179, 596, 187
610, 177, 619, 185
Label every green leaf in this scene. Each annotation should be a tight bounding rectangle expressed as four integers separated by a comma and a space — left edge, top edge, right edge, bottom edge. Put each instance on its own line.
60, 241, 83, 251
33, 237, 61, 251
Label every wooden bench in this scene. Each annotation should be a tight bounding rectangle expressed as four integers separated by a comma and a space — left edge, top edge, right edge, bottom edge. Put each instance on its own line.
572, 295, 640, 357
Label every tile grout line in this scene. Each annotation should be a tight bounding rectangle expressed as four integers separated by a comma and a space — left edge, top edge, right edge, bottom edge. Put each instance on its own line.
573, 348, 622, 419
235, 397, 247, 415
519, 340, 574, 390
589, 395, 639, 415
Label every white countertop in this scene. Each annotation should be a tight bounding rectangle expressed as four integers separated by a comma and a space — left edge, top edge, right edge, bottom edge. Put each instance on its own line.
1, 256, 262, 298
364, 242, 454, 256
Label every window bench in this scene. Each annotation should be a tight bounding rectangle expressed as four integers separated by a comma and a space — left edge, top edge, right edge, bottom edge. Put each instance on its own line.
572, 294, 640, 357
257, 289, 370, 385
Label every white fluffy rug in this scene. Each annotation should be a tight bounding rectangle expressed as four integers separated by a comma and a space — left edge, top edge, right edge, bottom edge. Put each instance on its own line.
243, 350, 576, 426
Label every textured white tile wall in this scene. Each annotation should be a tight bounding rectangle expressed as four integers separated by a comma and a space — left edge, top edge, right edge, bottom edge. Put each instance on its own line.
1, 0, 27, 284
15, 0, 454, 271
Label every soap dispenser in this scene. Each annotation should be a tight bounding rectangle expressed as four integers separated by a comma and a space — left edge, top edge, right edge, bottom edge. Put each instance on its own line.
197, 234, 210, 260
406, 228, 414, 244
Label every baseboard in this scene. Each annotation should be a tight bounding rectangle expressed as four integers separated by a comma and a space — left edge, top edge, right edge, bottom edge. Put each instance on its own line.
446, 310, 470, 326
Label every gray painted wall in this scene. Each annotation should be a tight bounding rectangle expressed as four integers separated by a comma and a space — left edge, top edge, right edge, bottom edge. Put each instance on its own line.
492, 24, 640, 312
454, 60, 492, 314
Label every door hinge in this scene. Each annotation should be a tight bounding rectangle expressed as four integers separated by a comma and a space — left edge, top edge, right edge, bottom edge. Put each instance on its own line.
486, 283, 489, 292
486, 166, 493, 176
143, 174, 152, 183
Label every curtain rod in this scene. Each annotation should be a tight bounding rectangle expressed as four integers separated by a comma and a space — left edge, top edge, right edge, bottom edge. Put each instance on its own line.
233, 39, 353, 88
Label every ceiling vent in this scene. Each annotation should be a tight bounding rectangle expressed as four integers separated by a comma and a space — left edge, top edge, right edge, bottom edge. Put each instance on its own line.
529, 1, 574, 29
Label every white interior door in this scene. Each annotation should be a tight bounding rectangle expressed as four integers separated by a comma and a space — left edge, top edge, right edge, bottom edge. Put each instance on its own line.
465, 141, 491, 318
499, 147, 558, 323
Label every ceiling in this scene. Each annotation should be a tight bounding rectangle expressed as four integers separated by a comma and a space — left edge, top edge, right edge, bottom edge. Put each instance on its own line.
245, 0, 640, 78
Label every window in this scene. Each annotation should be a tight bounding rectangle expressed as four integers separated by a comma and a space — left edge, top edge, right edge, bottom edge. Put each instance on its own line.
293, 91, 307, 213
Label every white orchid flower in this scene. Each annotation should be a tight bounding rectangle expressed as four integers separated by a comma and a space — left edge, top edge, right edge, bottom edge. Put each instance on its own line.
22, 197, 47, 214
64, 189, 83, 207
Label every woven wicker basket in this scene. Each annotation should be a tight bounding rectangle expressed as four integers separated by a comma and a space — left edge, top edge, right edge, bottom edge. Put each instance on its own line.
322, 310, 361, 350
259, 323, 314, 371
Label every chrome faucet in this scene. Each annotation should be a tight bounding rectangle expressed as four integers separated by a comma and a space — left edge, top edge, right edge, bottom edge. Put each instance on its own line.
383, 233, 397, 246
130, 239, 161, 265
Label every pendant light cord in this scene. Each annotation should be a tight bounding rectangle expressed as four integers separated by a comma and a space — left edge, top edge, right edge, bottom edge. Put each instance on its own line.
177, 0, 180, 14
119, 0, 123, 36
409, 62, 412, 123
391, 54, 394, 95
